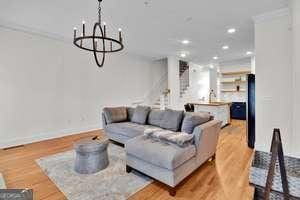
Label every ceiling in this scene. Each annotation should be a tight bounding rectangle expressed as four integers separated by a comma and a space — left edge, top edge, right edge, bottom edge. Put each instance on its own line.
0, 0, 288, 64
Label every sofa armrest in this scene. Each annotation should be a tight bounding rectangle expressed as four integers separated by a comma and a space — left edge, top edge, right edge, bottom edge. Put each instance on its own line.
102, 112, 108, 128
192, 120, 222, 158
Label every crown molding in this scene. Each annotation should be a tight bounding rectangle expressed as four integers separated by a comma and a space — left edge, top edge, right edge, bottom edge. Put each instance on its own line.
253, 8, 290, 24
0, 18, 72, 44
0, 18, 159, 61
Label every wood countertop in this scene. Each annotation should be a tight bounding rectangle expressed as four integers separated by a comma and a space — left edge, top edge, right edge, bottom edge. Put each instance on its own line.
190, 102, 232, 106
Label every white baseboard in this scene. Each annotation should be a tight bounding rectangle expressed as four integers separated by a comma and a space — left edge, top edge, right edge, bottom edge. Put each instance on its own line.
0, 124, 101, 149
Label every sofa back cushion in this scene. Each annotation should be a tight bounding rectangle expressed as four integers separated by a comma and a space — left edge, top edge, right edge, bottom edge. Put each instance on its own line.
181, 112, 211, 134
103, 107, 127, 124
160, 109, 184, 131
126, 107, 135, 121
147, 109, 165, 127
131, 106, 151, 124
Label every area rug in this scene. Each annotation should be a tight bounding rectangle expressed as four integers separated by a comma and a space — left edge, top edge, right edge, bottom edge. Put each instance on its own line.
36, 144, 152, 200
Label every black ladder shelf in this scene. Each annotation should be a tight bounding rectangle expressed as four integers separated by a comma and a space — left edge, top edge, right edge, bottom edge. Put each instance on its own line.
250, 129, 300, 200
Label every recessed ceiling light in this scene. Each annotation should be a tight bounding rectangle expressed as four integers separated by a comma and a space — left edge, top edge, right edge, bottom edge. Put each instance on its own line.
180, 53, 187, 58
246, 51, 253, 55
181, 40, 190, 44
185, 17, 193, 22
213, 56, 219, 60
222, 45, 229, 50
227, 28, 236, 34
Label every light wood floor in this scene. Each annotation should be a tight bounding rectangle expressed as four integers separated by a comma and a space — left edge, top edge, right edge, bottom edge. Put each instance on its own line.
0, 120, 254, 200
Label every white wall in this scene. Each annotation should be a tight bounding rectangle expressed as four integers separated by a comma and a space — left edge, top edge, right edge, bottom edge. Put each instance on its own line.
0, 27, 167, 148
219, 57, 252, 73
251, 56, 256, 74
167, 60, 216, 108
218, 59, 251, 102
291, 0, 300, 157
254, 9, 294, 155
209, 65, 218, 99
188, 63, 211, 102
167, 57, 180, 109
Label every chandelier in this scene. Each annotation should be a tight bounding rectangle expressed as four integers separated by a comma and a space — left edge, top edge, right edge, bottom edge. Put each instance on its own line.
73, 0, 124, 68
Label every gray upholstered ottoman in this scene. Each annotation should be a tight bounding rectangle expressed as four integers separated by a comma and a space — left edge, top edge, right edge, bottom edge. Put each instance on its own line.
74, 137, 109, 174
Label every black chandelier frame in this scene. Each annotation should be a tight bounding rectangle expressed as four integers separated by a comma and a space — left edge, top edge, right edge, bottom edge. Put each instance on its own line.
73, 0, 124, 67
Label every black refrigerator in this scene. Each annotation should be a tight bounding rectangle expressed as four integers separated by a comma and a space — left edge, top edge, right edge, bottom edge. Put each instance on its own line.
247, 74, 255, 149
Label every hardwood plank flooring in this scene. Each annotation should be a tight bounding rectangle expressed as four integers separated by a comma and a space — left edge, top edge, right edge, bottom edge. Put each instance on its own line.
0, 120, 254, 199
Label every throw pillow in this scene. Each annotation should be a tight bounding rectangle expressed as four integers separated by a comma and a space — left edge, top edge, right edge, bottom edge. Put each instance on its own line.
160, 109, 184, 132
131, 106, 151, 124
181, 112, 211, 134
103, 107, 127, 124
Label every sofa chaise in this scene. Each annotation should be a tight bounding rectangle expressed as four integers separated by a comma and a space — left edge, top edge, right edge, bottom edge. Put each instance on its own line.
102, 106, 222, 196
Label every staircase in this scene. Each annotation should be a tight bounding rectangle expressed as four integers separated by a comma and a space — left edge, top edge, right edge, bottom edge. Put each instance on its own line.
132, 72, 170, 109
151, 89, 170, 109
179, 61, 189, 98
132, 61, 190, 110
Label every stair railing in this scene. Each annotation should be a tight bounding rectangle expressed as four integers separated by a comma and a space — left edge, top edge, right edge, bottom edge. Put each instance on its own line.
179, 69, 189, 97
159, 89, 170, 110
132, 72, 168, 107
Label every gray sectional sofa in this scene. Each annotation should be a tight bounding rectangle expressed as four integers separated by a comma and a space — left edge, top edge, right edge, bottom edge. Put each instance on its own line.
102, 106, 222, 196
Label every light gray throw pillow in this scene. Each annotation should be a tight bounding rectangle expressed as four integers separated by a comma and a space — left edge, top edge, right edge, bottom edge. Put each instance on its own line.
147, 109, 165, 127
181, 112, 211, 134
160, 109, 184, 132
131, 106, 151, 124
103, 107, 127, 124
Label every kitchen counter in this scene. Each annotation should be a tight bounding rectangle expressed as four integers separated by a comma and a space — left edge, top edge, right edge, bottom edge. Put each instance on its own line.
190, 102, 231, 127
191, 102, 231, 106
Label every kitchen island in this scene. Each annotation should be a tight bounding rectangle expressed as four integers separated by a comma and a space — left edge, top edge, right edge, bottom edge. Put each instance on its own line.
191, 102, 231, 127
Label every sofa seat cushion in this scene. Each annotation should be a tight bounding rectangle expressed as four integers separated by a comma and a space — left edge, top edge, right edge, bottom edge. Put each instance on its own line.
125, 135, 196, 170
105, 122, 161, 138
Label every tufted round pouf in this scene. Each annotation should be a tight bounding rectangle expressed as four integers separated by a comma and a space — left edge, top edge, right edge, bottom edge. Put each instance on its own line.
74, 137, 109, 174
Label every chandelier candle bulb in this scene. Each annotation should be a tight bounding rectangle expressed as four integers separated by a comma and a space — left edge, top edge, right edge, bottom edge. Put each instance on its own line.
82, 20, 86, 36
118, 28, 122, 43
103, 23, 106, 37
73, 27, 77, 39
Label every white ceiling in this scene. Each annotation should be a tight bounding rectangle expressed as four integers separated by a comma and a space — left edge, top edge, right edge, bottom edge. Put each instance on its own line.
0, 0, 288, 64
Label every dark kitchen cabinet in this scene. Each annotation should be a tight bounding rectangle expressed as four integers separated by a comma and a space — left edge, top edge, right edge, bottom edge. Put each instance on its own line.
230, 102, 246, 120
